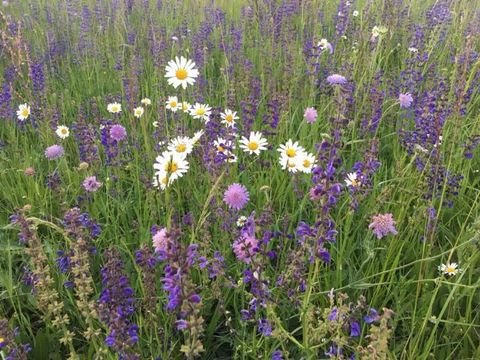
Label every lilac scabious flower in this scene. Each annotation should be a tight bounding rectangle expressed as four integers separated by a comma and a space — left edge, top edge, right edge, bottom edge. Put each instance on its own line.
233, 234, 258, 263
82, 175, 102, 192
223, 183, 249, 210
44, 144, 64, 160
304, 107, 318, 124
98, 248, 139, 359
327, 74, 347, 85
152, 228, 172, 259
369, 213, 398, 239
109, 124, 127, 141
398, 93, 413, 108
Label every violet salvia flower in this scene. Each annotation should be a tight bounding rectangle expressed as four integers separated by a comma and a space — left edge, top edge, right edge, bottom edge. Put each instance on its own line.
0, 82, 12, 119
0, 319, 31, 360
44, 144, 64, 160
30, 62, 45, 97
223, 183, 249, 210
72, 115, 99, 163
257, 318, 272, 336
271, 350, 283, 360
398, 93, 413, 108
135, 245, 158, 320
364, 308, 380, 324
304, 107, 318, 124
98, 248, 139, 359
369, 213, 398, 239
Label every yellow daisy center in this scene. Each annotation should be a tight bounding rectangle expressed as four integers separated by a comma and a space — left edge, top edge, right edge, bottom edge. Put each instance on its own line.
196, 108, 206, 116
446, 266, 456, 274
170, 101, 177, 107
61, 129, 68, 134
176, 68, 188, 80
165, 161, 178, 173
286, 148, 296, 157
288, 160, 296, 168
217, 145, 225, 152
176, 144, 187, 152
225, 114, 233, 122
21, 108, 29, 117
248, 141, 258, 151
303, 159, 311, 167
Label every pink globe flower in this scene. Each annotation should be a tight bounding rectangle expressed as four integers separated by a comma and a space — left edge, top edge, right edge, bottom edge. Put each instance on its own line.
109, 124, 127, 141
232, 235, 258, 263
82, 176, 102, 192
223, 183, 249, 210
304, 107, 318, 124
152, 228, 170, 254
398, 93, 413, 108
44, 144, 64, 160
326, 74, 347, 85
369, 213, 398, 239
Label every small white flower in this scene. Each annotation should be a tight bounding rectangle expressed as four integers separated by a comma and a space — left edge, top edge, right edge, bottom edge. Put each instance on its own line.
166, 96, 180, 112
220, 109, 239, 128
408, 47, 418, 53
345, 172, 361, 188
279, 155, 302, 173
239, 131, 268, 155
152, 121, 159, 128
278, 139, 305, 159
107, 102, 122, 114
298, 152, 316, 174
141, 98, 152, 106
164, 56, 199, 89
133, 107, 144, 118
55, 125, 70, 139
153, 150, 189, 183
353, 10, 359, 17
16, 103, 30, 121
189, 103, 212, 122
438, 262, 460, 277
180, 101, 191, 113
236, 216, 248, 227
168, 136, 194, 155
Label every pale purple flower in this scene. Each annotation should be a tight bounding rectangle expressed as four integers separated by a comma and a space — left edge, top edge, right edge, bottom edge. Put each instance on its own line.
232, 235, 258, 263
109, 124, 127, 141
83, 176, 102, 192
223, 183, 249, 210
304, 107, 318, 124
44, 144, 64, 160
152, 228, 169, 254
368, 213, 398, 239
326, 74, 347, 85
398, 93, 413, 108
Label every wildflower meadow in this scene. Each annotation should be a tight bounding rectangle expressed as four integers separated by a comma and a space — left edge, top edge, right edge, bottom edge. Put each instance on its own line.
1, 0, 480, 359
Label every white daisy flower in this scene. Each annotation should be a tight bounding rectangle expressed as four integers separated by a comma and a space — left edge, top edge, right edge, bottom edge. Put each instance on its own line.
152, 172, 173, 190
220, 109, 239, 128
345, 172, 361, 188
408, 47, 418, 53
352, 10, 359, 17
107, 102, 122, 114
180, 101, 191, 113
16, 103, 31, 121
153, 151, 189, 182
214, 137, 235, 153
280, 155, 302, 173
166, 96, 180, 112
438, 262, 460, 277
189, 103, 212, 122
168, 136, 194, 155
236, 216, 248, 227
133, 107, 144, 118
55, 125, 70, 139
298, 152, 316, 173
141, 98, 152, 106
239, 131, 268, 155
277, 139, 305, 159
165, 56, 199, 89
